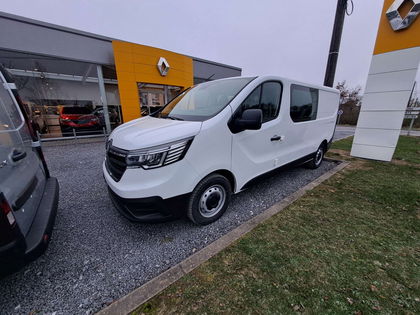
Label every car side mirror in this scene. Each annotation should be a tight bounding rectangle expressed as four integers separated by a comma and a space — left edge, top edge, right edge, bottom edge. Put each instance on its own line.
229, 109, 262, 133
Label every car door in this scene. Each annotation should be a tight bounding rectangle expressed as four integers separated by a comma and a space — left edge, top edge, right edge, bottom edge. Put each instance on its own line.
287, 84, 320, 160
0, 73, 46, 237
231, 81, 283, 188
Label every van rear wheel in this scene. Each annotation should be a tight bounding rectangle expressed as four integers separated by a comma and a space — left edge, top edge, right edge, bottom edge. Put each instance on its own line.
187, 174, 232, 225
306, 145, 325, 169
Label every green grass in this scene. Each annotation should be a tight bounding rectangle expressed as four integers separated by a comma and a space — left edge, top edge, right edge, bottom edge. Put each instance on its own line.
394, 136, 420, 164
132, 137, 420, 315
331, 136, 354, 151
332, 136, 420, 164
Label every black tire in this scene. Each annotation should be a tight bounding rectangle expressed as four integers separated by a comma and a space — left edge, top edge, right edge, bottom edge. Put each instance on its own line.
187, 174, 232, 225
306, 144, 325, 169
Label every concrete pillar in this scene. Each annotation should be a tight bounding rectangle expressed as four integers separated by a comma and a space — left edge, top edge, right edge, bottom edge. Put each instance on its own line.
97, 64, 111, 134
351, 0, 420, 161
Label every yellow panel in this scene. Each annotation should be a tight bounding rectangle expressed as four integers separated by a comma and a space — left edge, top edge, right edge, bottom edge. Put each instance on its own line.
116, 62, 135, 73
374, 0, 420, 55
113, 41, 194, 122
119, 87, 139, 100
113, 41, 132, 53
120, 82, 140, 121
113, 52, 133, 64
116, 71, 136, 81
131, 53, 192, 70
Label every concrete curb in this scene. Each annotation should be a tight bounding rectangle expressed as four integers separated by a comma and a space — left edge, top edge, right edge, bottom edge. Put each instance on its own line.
97, 160, 350, 315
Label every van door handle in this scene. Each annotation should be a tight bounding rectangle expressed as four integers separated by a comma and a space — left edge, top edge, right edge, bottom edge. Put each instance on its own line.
11, 149, 27, 162
271, 135, 283, 141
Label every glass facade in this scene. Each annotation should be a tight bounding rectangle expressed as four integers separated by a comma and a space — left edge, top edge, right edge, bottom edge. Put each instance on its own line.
0, 50, 122, 138
138, 83, 182, 115
0, 44, 240, 140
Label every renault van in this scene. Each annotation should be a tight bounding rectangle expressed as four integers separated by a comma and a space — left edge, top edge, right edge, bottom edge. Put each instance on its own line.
104, 76, 339, 225
0, 66, 59, 274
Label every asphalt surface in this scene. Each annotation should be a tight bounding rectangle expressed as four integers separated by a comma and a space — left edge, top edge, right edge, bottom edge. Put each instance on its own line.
0, 141, 338, 314
333, 126, 355, 141
334, 125, 420, 139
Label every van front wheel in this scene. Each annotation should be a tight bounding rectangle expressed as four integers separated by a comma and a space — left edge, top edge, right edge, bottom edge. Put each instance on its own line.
187, 174, 232, 225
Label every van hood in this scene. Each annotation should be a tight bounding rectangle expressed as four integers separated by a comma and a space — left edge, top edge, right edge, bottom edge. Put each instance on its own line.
109, 116, 202, 150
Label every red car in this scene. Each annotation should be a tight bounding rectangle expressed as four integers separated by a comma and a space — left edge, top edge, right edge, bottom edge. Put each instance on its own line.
59, 106, 100, 135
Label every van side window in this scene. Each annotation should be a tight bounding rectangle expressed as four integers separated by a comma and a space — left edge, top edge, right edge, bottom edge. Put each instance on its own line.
290, 84, 318, 122
239, 82, 282, 123
0, 83, 23, 131
260, 82, 281, 122
241, 86, 261, 111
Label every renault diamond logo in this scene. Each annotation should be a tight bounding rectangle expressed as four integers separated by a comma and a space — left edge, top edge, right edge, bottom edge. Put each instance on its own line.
157, 57, 170, 76
386, 0, 420, 31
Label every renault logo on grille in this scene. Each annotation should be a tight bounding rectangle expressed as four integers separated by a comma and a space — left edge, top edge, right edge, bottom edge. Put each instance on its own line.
157, 57, 170, 76
386, 0, 420, 31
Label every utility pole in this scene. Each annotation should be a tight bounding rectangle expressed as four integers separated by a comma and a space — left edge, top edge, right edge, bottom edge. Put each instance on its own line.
324, 0, 348, 87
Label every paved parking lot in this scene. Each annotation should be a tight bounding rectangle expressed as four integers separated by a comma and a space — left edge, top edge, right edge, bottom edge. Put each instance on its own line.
0, 141, 338, 314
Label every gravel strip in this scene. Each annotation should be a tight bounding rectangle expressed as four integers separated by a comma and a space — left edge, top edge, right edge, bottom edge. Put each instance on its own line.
0, 141, 338, 314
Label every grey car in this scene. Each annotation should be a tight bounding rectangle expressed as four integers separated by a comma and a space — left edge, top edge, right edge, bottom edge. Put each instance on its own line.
0, 66, 59, 275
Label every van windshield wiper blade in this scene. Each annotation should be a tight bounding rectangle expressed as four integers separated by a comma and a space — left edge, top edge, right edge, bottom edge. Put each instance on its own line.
166, 115, 184, 121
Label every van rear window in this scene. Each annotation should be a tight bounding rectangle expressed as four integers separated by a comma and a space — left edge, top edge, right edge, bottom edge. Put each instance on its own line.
290, 85, 318, 122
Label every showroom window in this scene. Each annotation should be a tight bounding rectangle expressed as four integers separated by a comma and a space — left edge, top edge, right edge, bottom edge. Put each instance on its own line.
138, 83, 182, 116
0, 50, 122, 138
239, 81, 282, 123
290, 84, 318, 122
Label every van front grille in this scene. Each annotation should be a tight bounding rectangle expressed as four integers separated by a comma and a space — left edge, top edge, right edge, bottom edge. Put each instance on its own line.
106, 146, 128, 182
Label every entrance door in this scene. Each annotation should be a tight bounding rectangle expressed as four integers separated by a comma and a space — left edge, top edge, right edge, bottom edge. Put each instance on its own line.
138, 83, 182, 116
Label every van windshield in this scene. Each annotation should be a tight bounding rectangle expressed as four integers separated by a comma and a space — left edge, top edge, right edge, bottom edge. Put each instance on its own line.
156, 77, 255, 121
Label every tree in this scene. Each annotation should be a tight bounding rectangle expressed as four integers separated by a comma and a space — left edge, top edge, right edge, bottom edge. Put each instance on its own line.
408, 82, 418, 108
336, 80, 362, 106
335, 81, 362, 125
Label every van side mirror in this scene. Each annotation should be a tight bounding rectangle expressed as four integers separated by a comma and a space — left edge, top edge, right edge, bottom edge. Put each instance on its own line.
229, 109, 262, 133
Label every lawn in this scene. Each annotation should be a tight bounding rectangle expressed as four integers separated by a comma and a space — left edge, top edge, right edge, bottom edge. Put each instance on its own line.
133, 137, 420, 314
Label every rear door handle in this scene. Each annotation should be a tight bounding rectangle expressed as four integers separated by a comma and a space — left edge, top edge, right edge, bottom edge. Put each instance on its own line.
11, 149, 27, 162
271, 135, 283, 141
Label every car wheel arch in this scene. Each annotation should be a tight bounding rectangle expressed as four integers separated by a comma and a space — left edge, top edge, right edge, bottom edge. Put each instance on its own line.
199, 169, 236, 193
321, 139, 328, 151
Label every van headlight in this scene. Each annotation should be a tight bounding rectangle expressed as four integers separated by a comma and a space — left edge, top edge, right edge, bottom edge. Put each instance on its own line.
126, 137, 193, 169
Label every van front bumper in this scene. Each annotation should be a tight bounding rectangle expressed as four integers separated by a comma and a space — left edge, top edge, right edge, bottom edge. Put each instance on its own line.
108, 188, 190, 222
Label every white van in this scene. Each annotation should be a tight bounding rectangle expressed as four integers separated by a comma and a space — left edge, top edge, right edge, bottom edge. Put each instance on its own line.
104, 76, 339, 225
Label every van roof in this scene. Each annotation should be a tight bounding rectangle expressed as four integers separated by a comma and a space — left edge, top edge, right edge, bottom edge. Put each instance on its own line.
217, 75, 339, 94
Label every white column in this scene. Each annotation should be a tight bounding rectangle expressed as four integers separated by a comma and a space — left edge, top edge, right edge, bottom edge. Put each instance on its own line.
96, 65, 111, 134
351, 47, 420, 161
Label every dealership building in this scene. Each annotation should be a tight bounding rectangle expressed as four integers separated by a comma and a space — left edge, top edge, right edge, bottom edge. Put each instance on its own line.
0, 12, 241, 137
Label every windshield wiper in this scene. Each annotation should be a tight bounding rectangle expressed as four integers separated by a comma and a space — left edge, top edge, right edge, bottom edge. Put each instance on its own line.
166, 115, 184, 121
